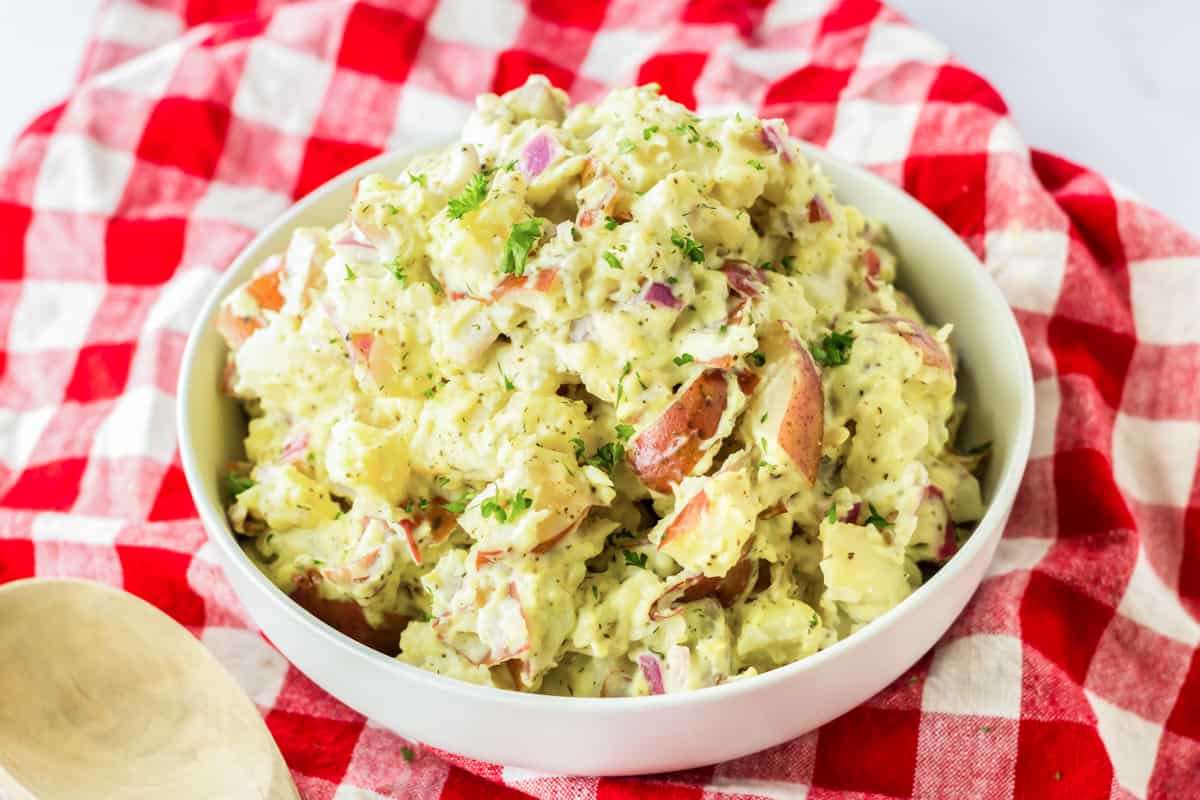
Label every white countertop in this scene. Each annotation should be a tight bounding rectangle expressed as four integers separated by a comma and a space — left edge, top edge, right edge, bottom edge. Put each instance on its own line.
1, 0, 1196, 233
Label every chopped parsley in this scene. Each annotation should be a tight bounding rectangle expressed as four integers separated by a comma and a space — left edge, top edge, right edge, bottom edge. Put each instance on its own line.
383, 203, 399, 215
673, 353, 694, 366
826, 503, 837, 523
504, 159, 518, 171
810, 330, 854, 367
615, 361, 631, 410
570, 438, 586, 460
617, 138, 636, 154
642, 125, 659, 141
428, 278, 442, 295
781, 255, 795, 274
615, 423, 634, 442
670, 229, 705, 263
809, 613, 819, 629
388, 258, 407, 284
344, 264, 357, 281
409, 172, 426, 187
446, 171, 490, 219
501, 218, 544, 276
401, 746, 415, 762
435, 476, 451, 488
747, 350, 766, 367
602, 250, 622, 270
865, 503, 893, 530
623, 550, 648, 569
747, 159, 765, 170
228, 472, 254, 497
480, 489, 533, 524
497, 363, 515, 391
673, 122, 701, 144
603, 215, 620, 231
443, 492, 475, 514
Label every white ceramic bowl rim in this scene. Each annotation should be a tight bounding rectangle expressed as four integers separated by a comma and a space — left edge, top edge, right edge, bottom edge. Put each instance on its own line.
178, 142, 1034, 713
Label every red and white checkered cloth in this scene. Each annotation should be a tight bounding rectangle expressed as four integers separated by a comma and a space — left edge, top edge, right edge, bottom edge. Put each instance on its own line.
1, 0, 1197, 797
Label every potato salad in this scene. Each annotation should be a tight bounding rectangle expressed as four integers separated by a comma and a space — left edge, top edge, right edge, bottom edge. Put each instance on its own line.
217, 77, 987, 697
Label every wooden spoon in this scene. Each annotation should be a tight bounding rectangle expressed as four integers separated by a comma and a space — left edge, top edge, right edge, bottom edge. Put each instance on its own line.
0, 578, 298, 800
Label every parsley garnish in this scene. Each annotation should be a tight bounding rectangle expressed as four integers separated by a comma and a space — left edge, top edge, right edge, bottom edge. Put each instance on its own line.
383, 203, 399, 215
602, 251, 622, 270
673, 122, 700, 144
826, 503, 838, 523
409, 173, 426, 187
401, 746, 415, 762
810, 331, 854, 367
570, 438, 586, 461
617, 138, 636, 154
615, 424, 634, 442
615, 361, 631, 410
344, 264, 357, 281
673, 353, 694, 366
446, 171, 490, 219
809, 613, 819, 628
388, 258, 407, 284
865, 503, 892, 530
497, 363, 514, 391
428, 278, 442, 295
501, 218, 543, 276
587, 441, 624, 475
748, 159, 765, 170
504, 159, 518, 171
624, 550, 648, 568
747, 350, 766, 367
443, 492, 475, 514
604, 215, 620, 231
670, 229, 704, 263
228, 472, 254, 497
781, 255, 795, 274
435, 476, 450, 488
642, 125, 659, 141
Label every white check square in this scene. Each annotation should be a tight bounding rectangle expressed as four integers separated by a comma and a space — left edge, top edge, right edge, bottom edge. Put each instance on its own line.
1112, 412, 1200, 507
7, 280, 104, 354
428, 0, 525, 50
232, 40, 331, 137
985, 228, 1069, 315
90, 384, 177, 463
922, 634, 1023, 719
1129, 257, 1200, 344
825, 99, 920, 165
33, 134, 134, 215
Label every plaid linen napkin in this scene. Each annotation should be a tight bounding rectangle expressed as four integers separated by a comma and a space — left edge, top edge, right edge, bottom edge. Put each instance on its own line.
1, 1, 1198, 797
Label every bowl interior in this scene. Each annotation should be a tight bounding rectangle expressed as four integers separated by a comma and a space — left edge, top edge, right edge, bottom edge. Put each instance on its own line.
179, 140, 1033, 701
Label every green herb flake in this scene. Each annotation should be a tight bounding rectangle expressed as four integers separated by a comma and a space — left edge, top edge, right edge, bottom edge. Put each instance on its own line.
747, 350, 766, 368
428, 279, 442, 295
747, 159, 765, 170
498, 363, 515, 391
602, 250, 622, 270
383, 204, 399, 215
642, 125, 659, 141
344, 264, 357, 281
673, 122, 701, 144
228, 472, 255, 497
615, 361, 631, 410
826, 503, 837, 524
446, 171, 490, 220
501, 218, 544, 277
809, 613, 819, 629
570, 438, 586, 461
604, 215, 620, 231
781, 255, 795, 274
409, 172, 426, 187
401, 746, 415, 762
388, 258, 407, 284
865, 503, 893, 530
617, 138, 636, 154
810, 330, 854, 367
670, 229, 705, 263
673, 353, 694, 366
624, 550, 648, 569
615, 424, 634, 442
443, 492, 475, 514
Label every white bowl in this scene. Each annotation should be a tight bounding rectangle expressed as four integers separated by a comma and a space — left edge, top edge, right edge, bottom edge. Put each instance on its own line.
178, 140, 1034, 776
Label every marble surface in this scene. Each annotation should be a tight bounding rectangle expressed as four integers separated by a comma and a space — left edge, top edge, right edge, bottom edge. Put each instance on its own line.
1, 0, 1196, 233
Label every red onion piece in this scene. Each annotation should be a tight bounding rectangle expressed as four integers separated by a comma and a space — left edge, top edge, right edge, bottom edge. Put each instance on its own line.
760, 124, 792, 163
840, 502, 862, 524
521, 131, 557, 179
644, 281, 681, 309
639, 653, 665, 695
396, 519, 423, 565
